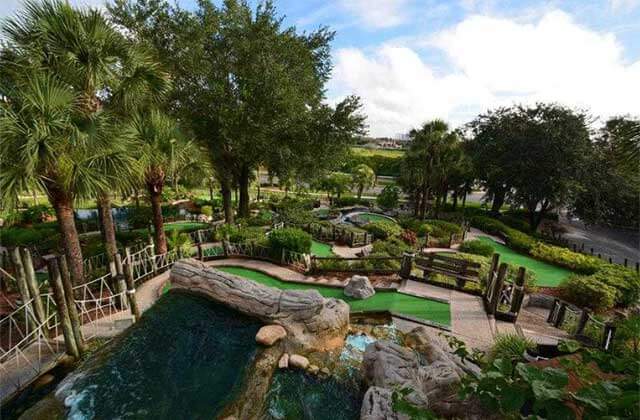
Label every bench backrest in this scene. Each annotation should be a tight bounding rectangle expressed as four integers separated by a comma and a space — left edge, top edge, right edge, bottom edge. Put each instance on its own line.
415, 253, 481, 280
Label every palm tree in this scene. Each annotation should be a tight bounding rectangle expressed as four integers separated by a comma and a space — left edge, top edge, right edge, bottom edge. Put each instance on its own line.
129, 110, 201, 254
0, 72, 131, 285
1, 0, 168, 281
351, 164, 376, 200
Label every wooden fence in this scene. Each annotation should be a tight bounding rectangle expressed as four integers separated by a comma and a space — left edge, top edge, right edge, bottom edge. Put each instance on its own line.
546, 298, 617, 351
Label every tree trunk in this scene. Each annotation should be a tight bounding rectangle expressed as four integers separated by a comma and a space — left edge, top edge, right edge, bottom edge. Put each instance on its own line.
238, 165, 250, 219
221, 180, 234, 224
97, 192, 118, 262
49, 190, 84, 286
452, 190, 458, 211
209, 181, 214, 202
147, 183, 167, 254
357, 185, 363, 200
491, 188, 506, 215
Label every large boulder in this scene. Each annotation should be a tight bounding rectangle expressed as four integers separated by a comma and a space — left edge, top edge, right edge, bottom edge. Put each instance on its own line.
256, 325, 287, 346
360, 387, 406, 420
170, 259, 349, 351
344, 275, 375, 299
289, 354, 310, 370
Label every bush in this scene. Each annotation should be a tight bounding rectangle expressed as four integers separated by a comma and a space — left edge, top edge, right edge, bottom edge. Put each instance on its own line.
580, 265, 640, 308
115, 231, 146, 246
376, 184, 400, 210
200, 205, 213, 217
167, 231, 193, 256
127, 206, 153, 229
372, 237, 412, 257
400, 229, 417, 246
21, 205, 55, 225
356, 252, 401, 271
0, 227, 59, 248
489, 333, 535, 362
268, 227, 312, 255
421, 219, 462, 239
228, 226, 267, 244
469, 215, 536, 252
332, 196, 371, 208
459, 239, 495, 257
560, 275, 617, 311
530, 242, 602, 274
364, 220, 402, 240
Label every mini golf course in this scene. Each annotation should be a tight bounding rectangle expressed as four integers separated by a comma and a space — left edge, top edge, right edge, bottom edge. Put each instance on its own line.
311, 240, 334, 257
217, 266, 451, 327
476, 236, 573, 287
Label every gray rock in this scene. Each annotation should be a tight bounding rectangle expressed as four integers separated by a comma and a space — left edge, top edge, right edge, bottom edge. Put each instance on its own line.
362, 341, 420, 389
170, 259, 349, 351
344, 275, 375, 299
360, 387, 407, 420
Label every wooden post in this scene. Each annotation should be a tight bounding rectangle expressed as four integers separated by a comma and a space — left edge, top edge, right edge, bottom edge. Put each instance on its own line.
197, 243, 203, 261
425, 233, 430, 247
572, 244, 577, 252
114, 253, 128, 310
57, 255, 85, 353
601, 323, 616, 351
9, 247, 36, 328
489, 263, 508, 315
448, 233, 454, 248
575, 309, 590, 336
46, 258, 79, 358
554, 303, 567, 328
123, 261, 141, 321
509, 266, 526, 314
547, 299, 560, 323
223, 240, 229, 257
20, 248, 46, 326
590, 248, 594, 255
608, 257, 612, 264
399, 252, 415, 279
636, 262, 639, 273
624, 258, 628, 267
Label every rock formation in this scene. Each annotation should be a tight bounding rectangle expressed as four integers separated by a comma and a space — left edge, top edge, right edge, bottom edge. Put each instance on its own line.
360, 328, 488, 420
344, 275, 375, 299
170, 259, 349, 351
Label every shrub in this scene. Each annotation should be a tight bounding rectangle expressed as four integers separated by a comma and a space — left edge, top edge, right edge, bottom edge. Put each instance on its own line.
200, 205, 213, 217
332, 196, 371, 208
268, 227, 312, 255
21, 205, 55, 225
397, 216, 423, 232
530, 242, 602, 274
228, 226, 266, 244
359, 252, 401, 271
583, 265, 640, 307
489, 333, 535, 362
372, 237, 412, 257
167, 231, 193, 256
364, 220, 402, 240
422, 219, 462, 238
560, 275, 617, 311
459, 239, 495, 257
127, 206, 153, 229
400, 229, 417, 246
376, 184, 400, 210
115, 230, 147, 245
315, 258, 350, 272
0, 227, 59, 247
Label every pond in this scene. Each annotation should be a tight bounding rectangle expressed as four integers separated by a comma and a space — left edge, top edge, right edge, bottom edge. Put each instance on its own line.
56, 293, 262, 419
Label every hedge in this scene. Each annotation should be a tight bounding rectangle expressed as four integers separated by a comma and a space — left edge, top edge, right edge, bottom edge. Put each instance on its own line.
459, 239, 495, 257
364, 220, 402, 240
267, 227, 312, 255
469, 214, 640, 310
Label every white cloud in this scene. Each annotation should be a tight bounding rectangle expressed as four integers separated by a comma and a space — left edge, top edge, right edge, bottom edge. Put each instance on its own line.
330, 10, 640, 137
340, 0, 410, 28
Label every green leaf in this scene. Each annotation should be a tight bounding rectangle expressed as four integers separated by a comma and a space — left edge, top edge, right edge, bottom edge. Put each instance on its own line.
558, 339, 582, 353
531, 380, 565, 401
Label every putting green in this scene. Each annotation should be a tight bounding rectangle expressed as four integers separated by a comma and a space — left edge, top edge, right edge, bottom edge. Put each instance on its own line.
311, 240, 334, 257
356, 213, 395, 224
476, 236, 573, 287
217, 266, 451, 327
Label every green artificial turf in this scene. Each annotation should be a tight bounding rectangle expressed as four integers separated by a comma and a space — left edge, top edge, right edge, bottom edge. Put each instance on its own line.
216, 266, 451, 327
163, 222, 209, 232
476, 236, 573, 288
311, 240, 334, 257
356, 213, 395, 224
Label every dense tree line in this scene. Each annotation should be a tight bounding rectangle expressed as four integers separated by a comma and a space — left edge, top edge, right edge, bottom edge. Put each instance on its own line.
399, 105, 638, 231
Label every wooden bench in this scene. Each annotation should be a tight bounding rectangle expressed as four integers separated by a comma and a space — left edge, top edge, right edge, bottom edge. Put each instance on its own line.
415, 253, 481, 288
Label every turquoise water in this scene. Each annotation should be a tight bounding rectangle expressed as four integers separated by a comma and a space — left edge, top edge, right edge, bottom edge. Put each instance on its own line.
56, 293, 262, 419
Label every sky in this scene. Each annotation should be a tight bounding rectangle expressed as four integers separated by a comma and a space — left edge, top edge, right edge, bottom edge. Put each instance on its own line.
2, 0, 639, 137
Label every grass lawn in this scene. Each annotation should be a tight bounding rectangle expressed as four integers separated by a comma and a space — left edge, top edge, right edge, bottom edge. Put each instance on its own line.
476, 236, 574, 288
351, 146, 404, 158
311, 240, 334, 257
216, 266, 451, 327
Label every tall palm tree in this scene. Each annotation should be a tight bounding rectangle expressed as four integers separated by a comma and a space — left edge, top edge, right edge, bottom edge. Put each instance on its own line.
129, 110, 200, 254
3, 0, 169, 264
1, 0, 168, 281
0, 72, 132, 285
